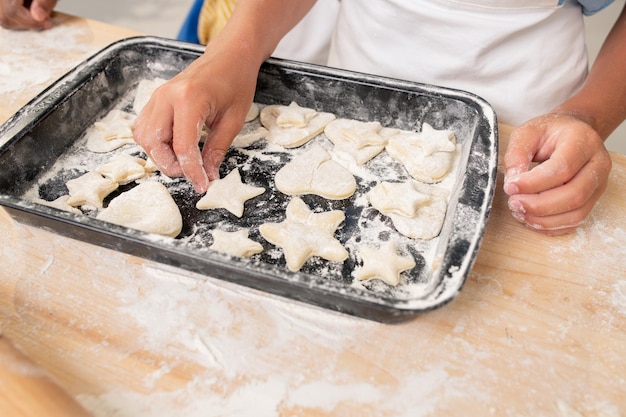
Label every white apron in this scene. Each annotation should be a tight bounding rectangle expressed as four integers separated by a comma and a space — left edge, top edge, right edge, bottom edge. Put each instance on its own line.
274, 0, 589, 126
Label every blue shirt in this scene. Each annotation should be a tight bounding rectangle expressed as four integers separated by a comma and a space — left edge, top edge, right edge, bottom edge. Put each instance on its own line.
566, 0, 615, 15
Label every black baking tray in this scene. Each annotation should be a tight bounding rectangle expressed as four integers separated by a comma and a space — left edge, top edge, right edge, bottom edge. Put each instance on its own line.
0, 36, 498, 323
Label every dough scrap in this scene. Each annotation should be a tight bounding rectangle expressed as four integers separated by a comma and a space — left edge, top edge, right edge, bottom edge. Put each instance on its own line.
96, 154, 152, 185
353, 241, 416, 286
385, 123, 457, 183
368, 180, 449, 240
259, 197, 348, 272
274, 145, 356, 200
260, 101, 336, 148
196, 168, 266, 217
86, 109, 136, 153
324, 119, 399, 165
210, 229, 263, 258
133, 78, 167, 115
66, 172, 119, 208
232, 126, 269, 148
97, 181, 182, 238
245, 102, 260, 122
33, 195, 82, 215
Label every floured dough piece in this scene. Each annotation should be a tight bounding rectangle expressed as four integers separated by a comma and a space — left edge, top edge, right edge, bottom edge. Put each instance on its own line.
86, 109, 136, 153
232, 126, 269, 148
196, 168, 265, 217
259, 197, 348, 272
33, 195, 82, 215
274, 145, 356, 200
385, 123, 457, 183
66, 172, 119, 208
368, 180, 449, 240
96, 154, 153, 185
210, 229, 263, 258
260, 101, 335, 148
324, 119, 399, 165
245, 102, 260, 122
353, 241, 416, 286
97, 181, 182, 238
133, 78, 167, 115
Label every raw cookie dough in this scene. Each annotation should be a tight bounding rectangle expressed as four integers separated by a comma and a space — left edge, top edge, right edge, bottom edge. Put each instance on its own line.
274, 145, 356, 200
33, 195, 82, 215
66, 172, 119, 209
259, 197, 348, 272
209, 229, 263, 258
260, 101, 335, 148
133, 77, 167, 115
385, 123, 457, 183
353, 241, 416, 286
97, 181, 183, 238
196, 168, 265, 217
368, 180, 449, 240
245, 102, 260, 122
324, 119, 399, 165
96, 154, 153, 185
85, 109, 136, 153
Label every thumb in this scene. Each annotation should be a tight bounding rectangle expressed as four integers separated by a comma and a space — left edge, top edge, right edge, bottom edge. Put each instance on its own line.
503, 124, 541, 195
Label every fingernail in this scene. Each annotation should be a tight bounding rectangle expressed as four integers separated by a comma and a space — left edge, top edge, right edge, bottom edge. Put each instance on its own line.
508, 199, 525, 213
503, 179, 519, 195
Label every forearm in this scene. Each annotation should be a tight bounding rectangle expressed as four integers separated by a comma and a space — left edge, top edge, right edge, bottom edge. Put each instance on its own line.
213, 0, 317, 67
553, 4, 626, 140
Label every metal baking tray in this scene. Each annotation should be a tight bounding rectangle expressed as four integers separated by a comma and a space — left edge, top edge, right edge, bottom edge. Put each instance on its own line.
0, 36, 497, 323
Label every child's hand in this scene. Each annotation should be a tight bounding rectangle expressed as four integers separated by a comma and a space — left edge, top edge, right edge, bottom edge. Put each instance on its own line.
0, 0, 57, 30
133, 47, 259, 194
503, 112, 612, 235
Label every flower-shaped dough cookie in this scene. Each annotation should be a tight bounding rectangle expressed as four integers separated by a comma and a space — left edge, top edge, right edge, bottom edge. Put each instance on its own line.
196, 168, 265, 217
260, 101, 336, 148
209, 229, 263, 258
353, 241, 416, 286
66, 172, 119, 208
274, 145, 356, 200
259, 197, 348, 272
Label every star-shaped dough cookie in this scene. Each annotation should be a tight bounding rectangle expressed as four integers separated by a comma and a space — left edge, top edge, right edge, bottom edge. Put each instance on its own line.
260, 101, 336, 148
33, 195, 82, 215
96, 154, 151, 185
196, 168, 265, 217
353, 241, 415, 286
259, 197, 348, 272
86, 109, 136, 153
324, 119, 398, 165
209, 229, 263, 258
367, 180, 449, 240
419, 122, 457, 156
66, 172, 119, 208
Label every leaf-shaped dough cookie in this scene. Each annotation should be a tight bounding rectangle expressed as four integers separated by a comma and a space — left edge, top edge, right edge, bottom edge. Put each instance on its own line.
274, 145, 356, 200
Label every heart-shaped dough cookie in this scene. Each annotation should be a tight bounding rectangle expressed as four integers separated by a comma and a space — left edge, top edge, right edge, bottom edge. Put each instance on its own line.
274, 145, 356, 200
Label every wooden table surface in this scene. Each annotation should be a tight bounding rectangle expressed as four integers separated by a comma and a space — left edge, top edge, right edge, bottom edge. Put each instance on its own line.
1, 13, 625, 417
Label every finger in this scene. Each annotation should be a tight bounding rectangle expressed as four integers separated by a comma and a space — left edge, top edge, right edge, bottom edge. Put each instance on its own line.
172, 112, 209, 194
133, 104, 183, 178
201, 114, 245, 181
503, 124, 541, 194
0, 1, 39, 29
30, 0, 56, 27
